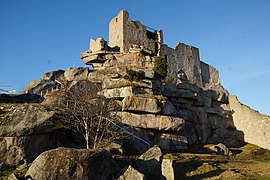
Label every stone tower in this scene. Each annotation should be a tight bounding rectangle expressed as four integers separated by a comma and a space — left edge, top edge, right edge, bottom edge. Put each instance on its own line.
109, 10, 163, 54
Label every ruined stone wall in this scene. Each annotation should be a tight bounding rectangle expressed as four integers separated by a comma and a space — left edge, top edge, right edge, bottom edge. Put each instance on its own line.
201, 61, 220, 90
90, 37, 108, 52
109, 10, 125, 52
109, 10, 162, 53
160, 43, 203, 88
229, 95, 270, 150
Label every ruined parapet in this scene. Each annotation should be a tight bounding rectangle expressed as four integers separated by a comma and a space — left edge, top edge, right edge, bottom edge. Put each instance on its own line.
90, 37, 108, 52
80, 37, 120, 65
160, 43, 203, 88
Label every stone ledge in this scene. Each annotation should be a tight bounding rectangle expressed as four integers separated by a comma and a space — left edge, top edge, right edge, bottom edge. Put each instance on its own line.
116, 111, 185, 131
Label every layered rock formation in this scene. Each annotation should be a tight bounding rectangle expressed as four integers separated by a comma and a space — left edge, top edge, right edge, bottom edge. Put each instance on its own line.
14, 10, 270, 153
1, 10, 270, 170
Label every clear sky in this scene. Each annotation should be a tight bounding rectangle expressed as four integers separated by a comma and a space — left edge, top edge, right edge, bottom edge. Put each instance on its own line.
0, 0, 270, 115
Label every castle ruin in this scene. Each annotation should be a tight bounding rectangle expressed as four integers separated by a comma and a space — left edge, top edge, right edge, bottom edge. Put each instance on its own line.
79, 10, 270, 150
81, 10, 224, 93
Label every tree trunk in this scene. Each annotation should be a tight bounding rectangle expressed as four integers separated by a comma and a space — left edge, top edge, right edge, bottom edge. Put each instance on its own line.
85, 133, 89, 149
84, 120, 90, 149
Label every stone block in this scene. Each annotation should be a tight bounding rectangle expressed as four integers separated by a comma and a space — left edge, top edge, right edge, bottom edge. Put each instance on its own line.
161, 84, 200, 100
25, 148, 112, 180
116, 112, 185, 131
162, 159, 174, 180
157, 133, 188, 150
101, 86, 153, 98
64, 67, 89, 81
135, 145, 162, 178
118, 166, 145, 180
122, 96, 161, 113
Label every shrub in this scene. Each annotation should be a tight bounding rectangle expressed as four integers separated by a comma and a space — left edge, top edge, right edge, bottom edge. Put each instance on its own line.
153, 56, 167, 78
123, 68, 145, 81
162, 75, 174, 85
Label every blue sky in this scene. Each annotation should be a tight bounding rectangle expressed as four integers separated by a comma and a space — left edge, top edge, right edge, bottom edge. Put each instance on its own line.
0, 0, 270, 115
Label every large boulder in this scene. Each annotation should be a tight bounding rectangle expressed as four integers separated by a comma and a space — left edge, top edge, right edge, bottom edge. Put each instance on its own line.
122, 95, 178, 115
118, 166, 145, 180
122, 96, 161, 113
116, 112, 185, 131
135, 145, 162, 178
0, 104, 56, 166
22, 79, 61, 95
64, 67, 89, 81
25, 148, 113, 180
0, 104, 55, 137
161, 84, 201, 100
41, 69, 65, 80
156, 133, 188, 150
4, 135, 55, 166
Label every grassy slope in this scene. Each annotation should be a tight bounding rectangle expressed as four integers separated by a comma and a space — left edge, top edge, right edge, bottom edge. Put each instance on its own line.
164, 143, 270, 179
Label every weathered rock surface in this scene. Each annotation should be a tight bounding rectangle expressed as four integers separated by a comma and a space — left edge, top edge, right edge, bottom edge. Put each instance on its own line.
22, 79, 61, 94
156, 133, 188, 150
0, 104, 54, 136
116, 111, 185, 131
162, 159, 174, 180
207, 143, 232, 156
25, 148, 112, 180
64, 67, 89, 81
122, 95, 179, 115
135, 145, 162, 178
122, 96, 161, 113
118, 166, 145, 180
4, 135, 55, 166
102, 78, 160, 90
42, 69, 65, 80
0, 93, 42, 103
0, 104, 56, 166
102, 86, 153, 98
161, 84, 200, 100
7, 173, 18, 180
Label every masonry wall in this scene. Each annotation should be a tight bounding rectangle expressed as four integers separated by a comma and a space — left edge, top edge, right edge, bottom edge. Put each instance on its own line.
200, 61, 224, 91
109, 10, 162, 53
109, 10, 125, 52
160, 43, 203, 88
229, 95, 270, 150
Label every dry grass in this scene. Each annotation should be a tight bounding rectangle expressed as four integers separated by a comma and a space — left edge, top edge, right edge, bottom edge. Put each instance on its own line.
164, 143, 270, 179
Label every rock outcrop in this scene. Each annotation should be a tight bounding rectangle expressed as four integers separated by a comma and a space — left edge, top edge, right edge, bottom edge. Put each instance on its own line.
1, 11, 269, 172
0, 104, 56, 166
135, 145, 162, 178
118, 166, 145, 180
25, 148, 112, 180
162, 159, 174, 180
116, 111, 185, 131
206, 143, 232, 156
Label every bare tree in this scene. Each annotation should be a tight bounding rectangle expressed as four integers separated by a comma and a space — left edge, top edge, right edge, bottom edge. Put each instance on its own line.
52, 81, 123, 149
